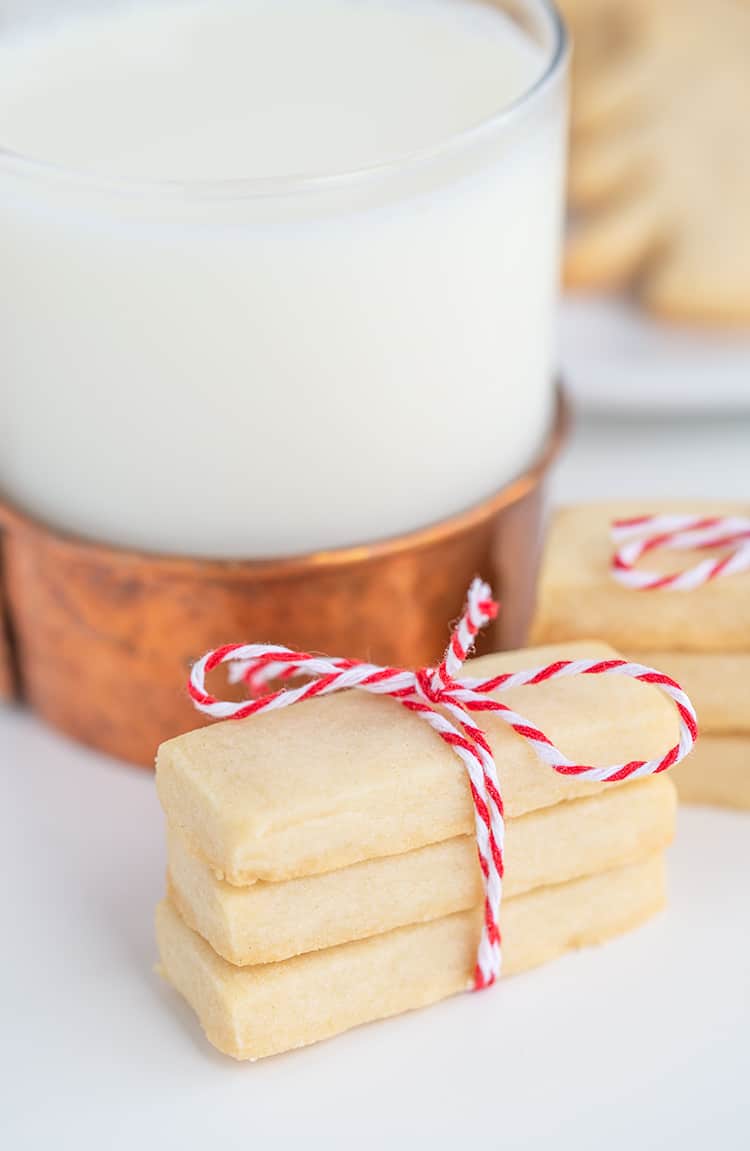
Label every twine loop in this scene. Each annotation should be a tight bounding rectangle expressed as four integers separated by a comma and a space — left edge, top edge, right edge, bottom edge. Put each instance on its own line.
611, 514, 750, 590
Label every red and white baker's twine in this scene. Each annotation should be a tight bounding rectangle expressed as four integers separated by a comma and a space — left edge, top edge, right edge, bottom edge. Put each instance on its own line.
611, 514, 750, 590
188, 579, 697, 991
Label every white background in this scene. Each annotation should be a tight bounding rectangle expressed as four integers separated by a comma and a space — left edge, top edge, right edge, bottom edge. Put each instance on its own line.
2, 329, 750, 1149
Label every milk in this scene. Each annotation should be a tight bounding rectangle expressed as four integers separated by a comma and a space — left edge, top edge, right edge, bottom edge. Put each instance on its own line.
0, 0, 566, 557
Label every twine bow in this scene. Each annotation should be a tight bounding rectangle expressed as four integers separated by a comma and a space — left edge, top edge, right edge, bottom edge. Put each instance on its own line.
611, 514, 750, 590
188, 578, 697, 990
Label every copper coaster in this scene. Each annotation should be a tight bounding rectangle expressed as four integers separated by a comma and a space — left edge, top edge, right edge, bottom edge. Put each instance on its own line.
0, 388, 568, 766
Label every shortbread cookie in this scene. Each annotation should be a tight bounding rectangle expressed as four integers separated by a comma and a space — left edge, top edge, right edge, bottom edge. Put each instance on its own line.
672, 736, 750, 809
627, 653, 750, 735
167, 775, 676, 966
563, 0, 750, 324
156, 641, 678, 884
531, 503, 750, 652
560, 0, 650, 139
156, 854, 666, 1060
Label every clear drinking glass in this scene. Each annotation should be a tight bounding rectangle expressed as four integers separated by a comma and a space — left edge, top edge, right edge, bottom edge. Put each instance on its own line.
0, 0, 568, 557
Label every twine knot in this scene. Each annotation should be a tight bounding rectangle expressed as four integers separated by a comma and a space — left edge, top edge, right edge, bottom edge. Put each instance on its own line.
415, 667, 448, 705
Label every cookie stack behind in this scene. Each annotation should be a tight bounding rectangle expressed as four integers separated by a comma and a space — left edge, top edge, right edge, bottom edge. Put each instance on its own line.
155, 642, 679, 1060
532, 503, 750, 809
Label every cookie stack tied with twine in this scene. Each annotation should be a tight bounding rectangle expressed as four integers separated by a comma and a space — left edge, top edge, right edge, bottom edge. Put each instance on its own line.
532, 505, 750, 808
559, 0, 750, 324
155, 581, 695, 1061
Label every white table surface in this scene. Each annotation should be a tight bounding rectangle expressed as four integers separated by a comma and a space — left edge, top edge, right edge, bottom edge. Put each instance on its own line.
3, 411, 750, 1151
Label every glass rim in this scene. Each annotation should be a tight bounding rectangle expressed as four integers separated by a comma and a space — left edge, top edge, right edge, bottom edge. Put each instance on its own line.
0, 0, 568, 201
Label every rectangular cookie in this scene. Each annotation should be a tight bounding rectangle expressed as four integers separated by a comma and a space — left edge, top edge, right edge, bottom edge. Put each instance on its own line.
167, 774, 676, 965
530, 502, 750, 652
156, 641, 678, 884
672, 736, 750, 809
156, 853, 666, 1061
627, 652, 750, 735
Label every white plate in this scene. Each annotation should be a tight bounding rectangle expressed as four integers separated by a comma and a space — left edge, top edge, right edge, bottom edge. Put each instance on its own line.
560, 295, 750, 414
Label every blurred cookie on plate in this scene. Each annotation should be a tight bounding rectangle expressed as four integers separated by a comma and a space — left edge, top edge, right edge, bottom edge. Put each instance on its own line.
560, 0, 750, 326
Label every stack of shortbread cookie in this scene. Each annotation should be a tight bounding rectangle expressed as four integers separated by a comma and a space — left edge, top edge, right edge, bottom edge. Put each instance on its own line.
155, 641, 678, 1060
532, 503, 750, 809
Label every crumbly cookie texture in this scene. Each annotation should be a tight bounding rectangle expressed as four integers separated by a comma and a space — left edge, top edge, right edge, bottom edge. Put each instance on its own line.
166, 775, 676, 966
627, 653, 750, 735
561, 0, 750, 325
530, 502, 750, 652
156, 641, 678, 884
156, 854, 666, 1061
673, 737, 750, 810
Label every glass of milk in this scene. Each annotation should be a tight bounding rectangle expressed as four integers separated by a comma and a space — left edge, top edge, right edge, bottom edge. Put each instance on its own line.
0, 0, 567, 558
